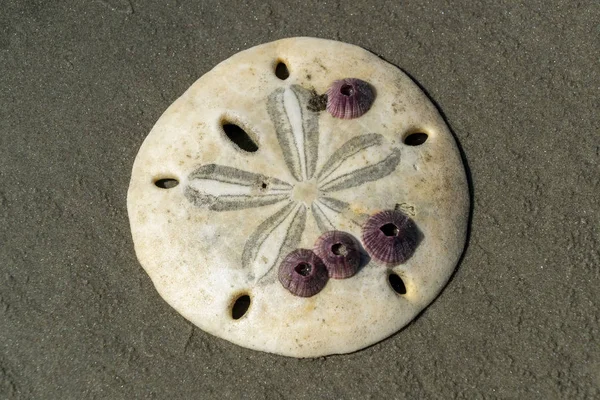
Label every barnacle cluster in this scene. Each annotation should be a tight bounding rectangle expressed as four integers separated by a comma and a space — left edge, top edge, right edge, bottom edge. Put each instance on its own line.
278, 210, 420, 297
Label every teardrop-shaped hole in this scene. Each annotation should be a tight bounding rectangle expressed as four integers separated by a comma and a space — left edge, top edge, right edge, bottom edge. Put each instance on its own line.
388, 273, 407, 295
404, 132, 428, 146
275, 61, 289, 80
231, 294, 251, 320
154, 178, 179, 189
222, 123, 259, 152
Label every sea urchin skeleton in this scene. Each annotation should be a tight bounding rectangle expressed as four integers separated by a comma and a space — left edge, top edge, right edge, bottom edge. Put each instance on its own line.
127, 38, 469, 357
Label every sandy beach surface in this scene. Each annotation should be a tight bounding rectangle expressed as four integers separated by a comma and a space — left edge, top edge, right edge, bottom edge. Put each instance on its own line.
1, 1, 598, 399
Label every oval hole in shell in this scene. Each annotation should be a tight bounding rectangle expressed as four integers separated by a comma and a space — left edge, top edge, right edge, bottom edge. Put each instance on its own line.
222, 122, 259, 152
231, 294, 251, 320
154, 178, 179, 189
404, 132, 428, 146
388, 273, 407, 295
275, 60, 290, 80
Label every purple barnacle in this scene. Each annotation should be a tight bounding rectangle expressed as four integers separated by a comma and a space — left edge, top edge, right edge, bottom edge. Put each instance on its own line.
278, 249, 329, 297
326, 78, 375, 119
362, 210, 420, 266
313, 231, 361, 279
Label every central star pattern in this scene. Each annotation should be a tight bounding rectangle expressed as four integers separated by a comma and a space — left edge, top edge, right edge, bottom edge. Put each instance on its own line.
184, 85, 401, 281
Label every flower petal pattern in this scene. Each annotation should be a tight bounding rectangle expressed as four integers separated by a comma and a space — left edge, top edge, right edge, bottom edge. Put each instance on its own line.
185, 83, 402, 282
185, 164, 291, 211
316, 133, 384, 182
310, 201, 336, 233
241, 202, 307, 281
190, 164, 292, 190
315, 196, 369, 229
267, 85, 320, 182
318, 147, 401, 193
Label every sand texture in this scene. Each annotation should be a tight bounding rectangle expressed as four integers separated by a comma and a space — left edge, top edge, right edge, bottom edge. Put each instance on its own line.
1, 0, 598, 398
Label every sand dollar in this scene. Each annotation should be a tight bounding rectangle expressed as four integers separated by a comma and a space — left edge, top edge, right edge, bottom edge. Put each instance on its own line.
127, 37, 469, 357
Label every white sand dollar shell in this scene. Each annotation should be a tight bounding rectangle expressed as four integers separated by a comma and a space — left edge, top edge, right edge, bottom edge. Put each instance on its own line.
127, 37, 469, 357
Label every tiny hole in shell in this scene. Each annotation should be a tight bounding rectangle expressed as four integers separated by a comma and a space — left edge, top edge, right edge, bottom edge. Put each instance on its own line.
261, 182, 268, 189
340, 84, 354, 96
275, 61, 289, 80
331, 243, 348, 256
222, 123, 259, 152
388, 273, 407, 295
295, 262, 312, 276
380, 223, 399, 237
154, 178, 179, 189
231, 294, 251, 320
404, 132, 428, 146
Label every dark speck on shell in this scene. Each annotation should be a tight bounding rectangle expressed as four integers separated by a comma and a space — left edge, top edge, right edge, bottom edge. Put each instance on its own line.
307, 90, 328, 112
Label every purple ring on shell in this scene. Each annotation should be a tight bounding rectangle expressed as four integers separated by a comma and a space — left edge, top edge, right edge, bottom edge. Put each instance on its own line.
325, 78, 375, 119
362, 210, 421, 266
278, 249, 329, 297
313, 231, 361, 279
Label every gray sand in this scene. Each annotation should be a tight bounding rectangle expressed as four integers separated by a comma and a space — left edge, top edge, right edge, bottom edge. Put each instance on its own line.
1, 1, 598, 399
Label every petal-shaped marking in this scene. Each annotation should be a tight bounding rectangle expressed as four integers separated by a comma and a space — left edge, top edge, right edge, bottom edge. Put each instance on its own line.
318, 147, 401, 193
316, 197, 369, 229
185, 164, 291, 211
241, 202, 307, 281
311, 202, 335, 233
318, 196, 349, 212
267, 88, 300, 180
242, 201, 295, 269
316, 133, 383, 183
185, 189, 288, 211
272, 204, 307, 274
189, 164, 292, 191
295, 86, 320, 180
267, 85, 320, 181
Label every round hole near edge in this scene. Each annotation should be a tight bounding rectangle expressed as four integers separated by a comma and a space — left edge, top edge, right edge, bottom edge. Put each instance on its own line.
275, 61, 290, 80
231, 294, 251, 320
154, 178, 179, 189
388, 273, 407, 295
404, 132, 428, 146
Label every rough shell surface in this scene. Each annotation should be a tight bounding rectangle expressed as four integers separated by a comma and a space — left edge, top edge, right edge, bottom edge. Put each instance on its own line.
326, 78, 375, 119
278, 249, 329, 297
313, 230, 361, 279
127, 37, 470, 358
362, 210, 421, 266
